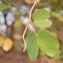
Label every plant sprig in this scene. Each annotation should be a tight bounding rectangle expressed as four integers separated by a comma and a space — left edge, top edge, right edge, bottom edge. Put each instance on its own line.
22, 0, 40, 52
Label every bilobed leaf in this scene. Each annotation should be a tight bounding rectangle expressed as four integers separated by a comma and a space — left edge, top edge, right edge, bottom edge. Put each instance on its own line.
0, 4, 8, 11
26, 32, 39, 60
33, 9, 50, 20
37, 30, 59, 57
34, 19, 52, 28
33, 9, 52, 28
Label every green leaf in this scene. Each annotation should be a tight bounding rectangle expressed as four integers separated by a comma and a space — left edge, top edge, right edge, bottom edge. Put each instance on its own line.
33, 9, 52, 28
5, 1, 20, 6
26, 32, 39, 61
33, 9, 50, 20
0, 4, 8, 11
51, 12, 63, 21
37, 30, 59, 57
34, 19, 52, 28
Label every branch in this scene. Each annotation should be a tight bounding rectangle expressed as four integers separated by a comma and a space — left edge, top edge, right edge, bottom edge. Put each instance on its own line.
22, 1, 37, 52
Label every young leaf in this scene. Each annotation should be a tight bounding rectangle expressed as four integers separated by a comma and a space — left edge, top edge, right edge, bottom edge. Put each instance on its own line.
26, 32, 39, 60
33, 9, 50, 20
34, 19, 52, 28
33, 9, 52, 28
37, 30, 59, 57
0, 4, 8, 11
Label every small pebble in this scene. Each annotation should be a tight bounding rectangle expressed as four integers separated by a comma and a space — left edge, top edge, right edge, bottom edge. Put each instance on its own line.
0, 11, 5, 24
20, 5, 30, 15
6, 12, 15, 26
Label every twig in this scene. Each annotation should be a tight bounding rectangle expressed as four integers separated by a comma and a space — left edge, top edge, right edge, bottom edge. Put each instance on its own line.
22, 1, 37, 52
